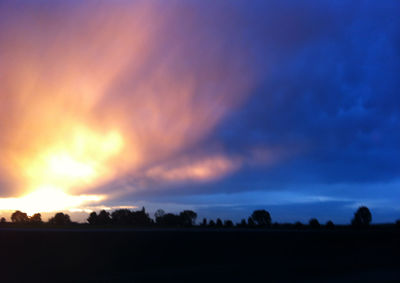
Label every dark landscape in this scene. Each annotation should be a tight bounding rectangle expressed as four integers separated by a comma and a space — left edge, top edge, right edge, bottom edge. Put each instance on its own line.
1, 206, 400, 283
1, 227, 399, 283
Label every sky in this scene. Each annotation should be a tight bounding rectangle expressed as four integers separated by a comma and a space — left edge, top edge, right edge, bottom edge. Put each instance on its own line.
0, 1, 399, 224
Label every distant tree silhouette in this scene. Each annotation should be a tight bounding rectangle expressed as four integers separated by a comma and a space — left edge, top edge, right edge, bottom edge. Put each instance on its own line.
179, 210, 197, 227
97, 210, 111, 225
111, 208, 151, 226
111, 209, 133, 225
351, 206, 372, 228
224, 220, 234, 228
132, 207, 152, 226
251, 209, 271, 227
216, 218, 223, 227
154, 209, 165, 224
238, 219, 247, 228
201, 218, 207, 227
247, 217, 255, 227
161, 213, 182, 226
309, 218, 320, 228
0, 217, 6, 223
49, 212, 71, 225
11, 211, 29, 223
87, 212, 98, 224
396, 220, 400, 229
294, 221, 303, 229
30, 213, 42, 224
326, 220, 335, 229
208, 220, 216, 227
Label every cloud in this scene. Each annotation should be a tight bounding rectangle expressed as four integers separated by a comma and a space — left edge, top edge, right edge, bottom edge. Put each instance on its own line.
0, 0, 256, 204
0, 1, 399, 221
145, 155, 240, 183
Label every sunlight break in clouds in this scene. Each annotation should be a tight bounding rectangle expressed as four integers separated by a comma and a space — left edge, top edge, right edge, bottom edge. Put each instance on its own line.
146, 156, 241, 182
0, 1, 255, 214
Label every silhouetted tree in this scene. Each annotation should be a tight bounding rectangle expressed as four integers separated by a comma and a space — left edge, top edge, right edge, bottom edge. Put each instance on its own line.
201, 218, 207, 227
11, 211, 29, 223
326, 220, 335, 229
111, 208, 151, 226
0, 217, 6, 223
247, 217, 255, 227
179, 210, 197, 227
154, 209, 165, 224
224, 220, 234, 228
48, 212, 71, 225
87, 212, 98, 224
97, 210, 111, 225
131, 207, 152, 226
294, 221, 303, 229
238, 219, 247, 228
208, 220, 216, 227
351, 206, 372, 228
216, 218, 223, 227
111, 209, 133, 225
251, 209, 271, 227
30, 213, 42, 224
161, 213, 182, 226
309, 218, 320, 228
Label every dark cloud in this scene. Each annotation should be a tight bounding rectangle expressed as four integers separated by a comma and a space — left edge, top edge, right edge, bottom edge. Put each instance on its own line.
117, 1, 400, 222
208, 0, 400, 185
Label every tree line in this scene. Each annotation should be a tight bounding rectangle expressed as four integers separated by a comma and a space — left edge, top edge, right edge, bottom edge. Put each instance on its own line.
1, 206, 400, 229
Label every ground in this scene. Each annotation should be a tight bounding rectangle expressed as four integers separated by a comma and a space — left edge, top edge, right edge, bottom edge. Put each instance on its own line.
0, 228, 399, 282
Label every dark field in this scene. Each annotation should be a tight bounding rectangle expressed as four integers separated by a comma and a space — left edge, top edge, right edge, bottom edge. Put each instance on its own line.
1, 228, 399, 282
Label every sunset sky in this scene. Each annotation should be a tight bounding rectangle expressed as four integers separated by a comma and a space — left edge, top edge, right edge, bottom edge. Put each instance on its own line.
0, 1, 399, 223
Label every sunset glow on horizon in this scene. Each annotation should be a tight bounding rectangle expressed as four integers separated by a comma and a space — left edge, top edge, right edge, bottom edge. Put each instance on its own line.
0, 126, 123, 214
0, 1, 254, 216
0, 187, 106, 216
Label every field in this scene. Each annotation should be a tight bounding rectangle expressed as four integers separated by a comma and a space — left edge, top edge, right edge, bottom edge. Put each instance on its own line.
0, 228, 399, 282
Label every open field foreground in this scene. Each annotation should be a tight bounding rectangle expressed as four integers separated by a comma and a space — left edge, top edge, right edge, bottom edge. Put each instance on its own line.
0, 228, 399, 282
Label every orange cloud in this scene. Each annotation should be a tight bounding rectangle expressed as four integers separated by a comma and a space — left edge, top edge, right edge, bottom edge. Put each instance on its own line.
0, 1, 254, 212
146, 155, 241, 182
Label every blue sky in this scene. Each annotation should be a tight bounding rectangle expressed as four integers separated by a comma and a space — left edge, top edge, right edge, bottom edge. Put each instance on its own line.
124, 1, 400, 224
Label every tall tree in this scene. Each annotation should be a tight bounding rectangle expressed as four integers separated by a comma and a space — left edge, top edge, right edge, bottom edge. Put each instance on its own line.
97, 210, 111, 225
351, 206, 372, 227
179, 210, 197, 226
87, 212, 98, 225
48, 213, 71, 225
251, 209, 271, 227
30, 213, 42, 224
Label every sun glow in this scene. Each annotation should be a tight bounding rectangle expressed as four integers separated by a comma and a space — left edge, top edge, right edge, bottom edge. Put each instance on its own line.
0, 187, 105, 216
22, 127, 124, 194
0, 1, 254, 216
0, 127, 124, 214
